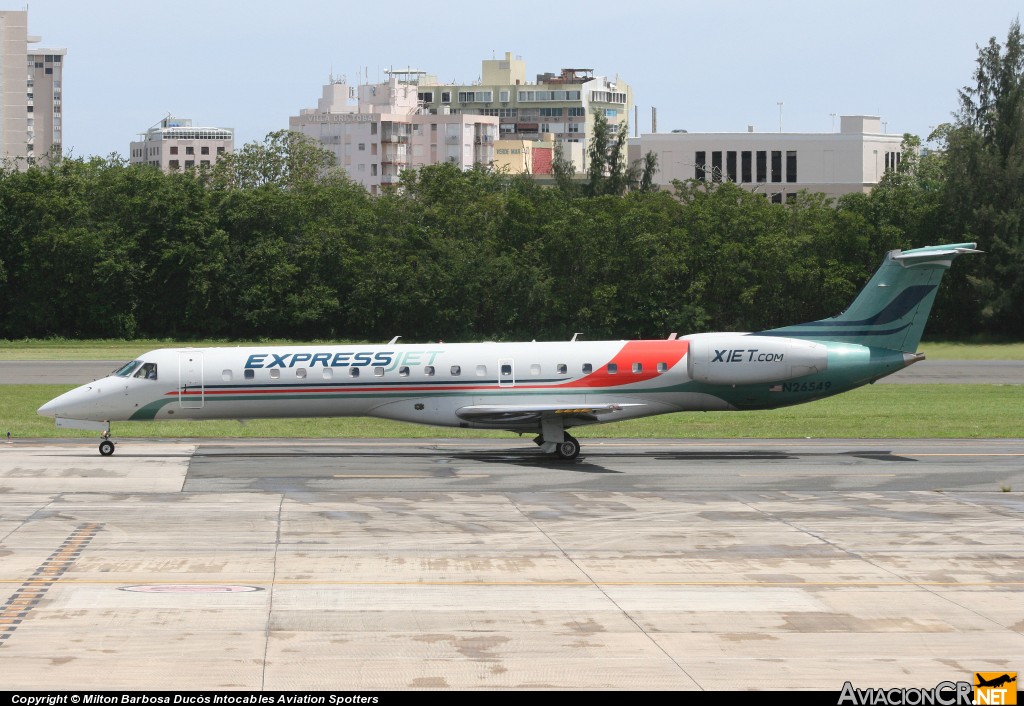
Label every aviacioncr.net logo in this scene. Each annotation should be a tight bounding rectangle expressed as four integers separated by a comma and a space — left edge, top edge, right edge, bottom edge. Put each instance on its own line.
838, 681, 973, 705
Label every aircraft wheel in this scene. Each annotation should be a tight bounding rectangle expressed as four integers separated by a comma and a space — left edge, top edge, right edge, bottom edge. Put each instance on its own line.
99, 439, 115, 456
554, 434, 580, 460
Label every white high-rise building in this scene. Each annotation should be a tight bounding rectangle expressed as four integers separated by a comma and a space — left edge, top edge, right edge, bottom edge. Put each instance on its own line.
0, 10, 65, 167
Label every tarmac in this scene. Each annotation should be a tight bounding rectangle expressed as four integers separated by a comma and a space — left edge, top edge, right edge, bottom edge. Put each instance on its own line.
1, 437, 1022, 691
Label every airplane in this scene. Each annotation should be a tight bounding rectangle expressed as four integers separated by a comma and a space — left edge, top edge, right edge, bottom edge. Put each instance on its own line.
38, 242, 980, 459
975, 674, 1016, 689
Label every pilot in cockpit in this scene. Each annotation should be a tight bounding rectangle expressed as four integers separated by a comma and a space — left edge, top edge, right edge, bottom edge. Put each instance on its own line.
134, 362, 158, 380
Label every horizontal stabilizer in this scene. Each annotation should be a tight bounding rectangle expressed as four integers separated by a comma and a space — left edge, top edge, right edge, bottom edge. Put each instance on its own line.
892, 243, 983, 266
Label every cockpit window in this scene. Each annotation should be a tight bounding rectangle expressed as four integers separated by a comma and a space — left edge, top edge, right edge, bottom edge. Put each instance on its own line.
113, 360, 142, 377
133, 362, 158, 380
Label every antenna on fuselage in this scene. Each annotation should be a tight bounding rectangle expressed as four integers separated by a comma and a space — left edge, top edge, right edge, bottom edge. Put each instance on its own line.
667, 333, 678, 340
388, 336, 402, 344
570, 333, 583, 342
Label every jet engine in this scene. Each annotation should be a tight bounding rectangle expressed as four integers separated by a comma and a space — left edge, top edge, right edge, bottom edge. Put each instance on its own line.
686, 335, 828, 385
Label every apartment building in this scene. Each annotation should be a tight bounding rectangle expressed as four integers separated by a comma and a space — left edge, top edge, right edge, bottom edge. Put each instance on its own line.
129, 116, 234, 172
630, 116, 905, 200
289, 71, 498, 194
0, 10, 65, 166
418, 52, 631, 172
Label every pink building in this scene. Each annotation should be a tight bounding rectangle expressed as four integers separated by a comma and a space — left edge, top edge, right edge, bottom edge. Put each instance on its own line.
289, 71, 497, 194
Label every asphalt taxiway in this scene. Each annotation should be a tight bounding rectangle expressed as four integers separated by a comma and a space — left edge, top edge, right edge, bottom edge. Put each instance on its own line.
1, 437, 1022, 690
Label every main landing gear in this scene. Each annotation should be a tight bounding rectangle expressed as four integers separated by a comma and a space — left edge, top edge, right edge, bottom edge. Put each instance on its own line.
554, 434, 581, 460
533, 432, 580, 460
98, 430, 115, 456
535, 416, 581, 460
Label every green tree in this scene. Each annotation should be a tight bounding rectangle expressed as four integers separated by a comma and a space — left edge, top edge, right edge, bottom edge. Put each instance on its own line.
551, 141, 579, 196
585, 110, 631, 197
211, 130, 338, 190
942, 19, 1024, 336
638, 151, 659, 193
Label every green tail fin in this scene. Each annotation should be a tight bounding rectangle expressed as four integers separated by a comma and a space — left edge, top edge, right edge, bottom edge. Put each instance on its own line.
761, 243, 981, 352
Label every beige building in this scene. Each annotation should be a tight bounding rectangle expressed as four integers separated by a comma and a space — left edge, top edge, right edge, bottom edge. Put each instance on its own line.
0, 10, 65, 167
289, 71, 498, 194
492, 134, 585, 176
418, 52, 631, 174
630, 116, 905, 201
129, 117, 234, 172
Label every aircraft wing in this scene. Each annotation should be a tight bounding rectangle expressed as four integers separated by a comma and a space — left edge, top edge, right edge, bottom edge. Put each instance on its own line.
456, 402, 643, 425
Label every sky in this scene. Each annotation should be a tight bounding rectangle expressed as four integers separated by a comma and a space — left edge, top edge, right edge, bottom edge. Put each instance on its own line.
20, 0, 1023, 159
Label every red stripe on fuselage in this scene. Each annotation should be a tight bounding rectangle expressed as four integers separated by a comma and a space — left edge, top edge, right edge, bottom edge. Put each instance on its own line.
559, 339, 689, 388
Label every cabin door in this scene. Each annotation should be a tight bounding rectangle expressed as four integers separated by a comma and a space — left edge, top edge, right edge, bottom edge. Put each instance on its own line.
178, 352, 205, 408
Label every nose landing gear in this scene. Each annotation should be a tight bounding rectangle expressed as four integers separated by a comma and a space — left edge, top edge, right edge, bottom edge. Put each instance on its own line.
99, 430, 115, 456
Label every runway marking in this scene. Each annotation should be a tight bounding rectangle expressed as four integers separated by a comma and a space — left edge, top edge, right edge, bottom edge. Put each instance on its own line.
333, 474, 433, 479
906, 453, 1024, 457
0, 523, 103, 647
332, 474, 490, 479
0, 579, 1020, 587
738, 474, 896, 477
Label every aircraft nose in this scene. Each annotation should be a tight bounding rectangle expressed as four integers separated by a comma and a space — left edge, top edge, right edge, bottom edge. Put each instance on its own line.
37, 396, 59, 418
37, 384, 101, 419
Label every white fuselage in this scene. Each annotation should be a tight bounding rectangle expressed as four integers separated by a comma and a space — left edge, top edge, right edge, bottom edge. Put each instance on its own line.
36, 335, 848, 434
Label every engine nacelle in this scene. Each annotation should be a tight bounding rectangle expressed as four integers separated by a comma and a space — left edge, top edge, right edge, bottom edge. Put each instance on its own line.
686, 335, 828, 385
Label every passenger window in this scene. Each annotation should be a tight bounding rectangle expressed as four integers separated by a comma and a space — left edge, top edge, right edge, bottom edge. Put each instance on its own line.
632, 362, 642, 374
476, 365, 487, 376
270, 369, 280, 379
374, 367, 384, 377
399, 366, 410, 377
323, 368, 334, 380
657, 362, 667, 373
244, 369, 255, 380
582, 363, 593, 374
451, 365, 461, 376
607, 363, 618, 374
296, 368, 307, 379
500, 364, 512, 376
556, 363, 567, 374
222, 370, 233, 382
349, 367, 360, 378
530, 364, 541, 375
424, 365, 435, 376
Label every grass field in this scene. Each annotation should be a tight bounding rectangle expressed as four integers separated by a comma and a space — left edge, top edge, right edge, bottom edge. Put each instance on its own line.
0, 338, 1022, 360
7, 384, 1021, 440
